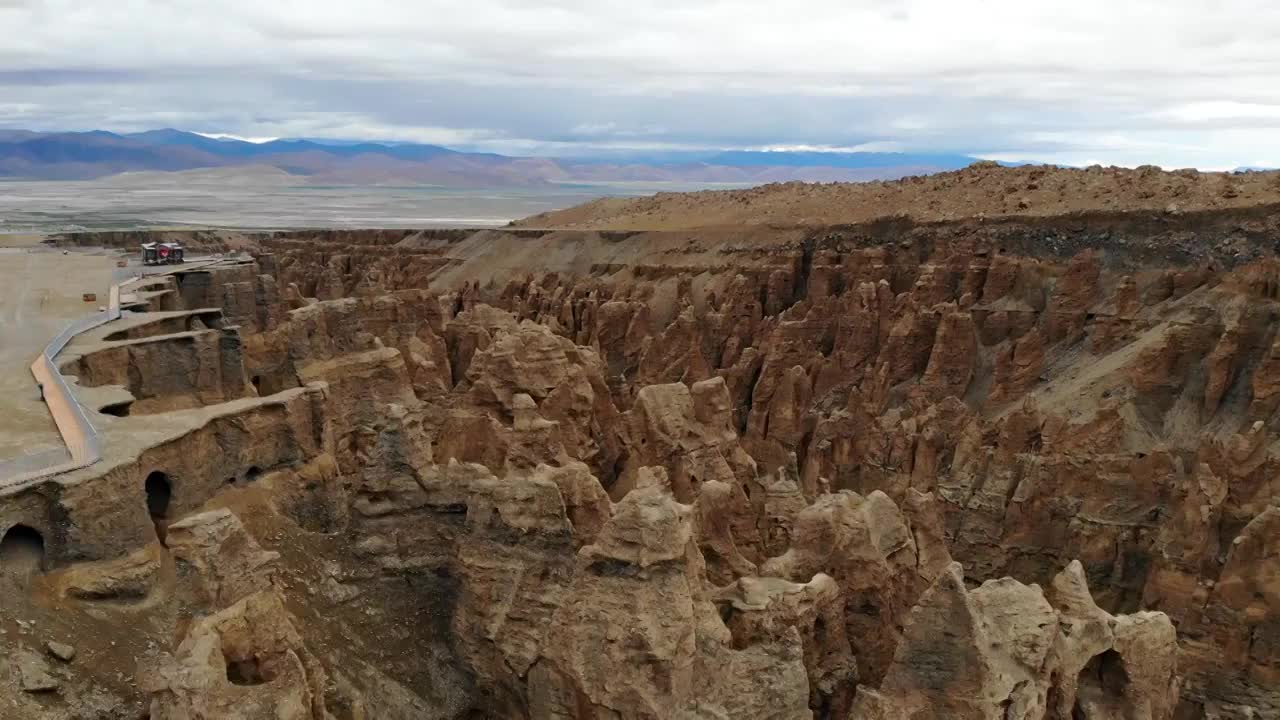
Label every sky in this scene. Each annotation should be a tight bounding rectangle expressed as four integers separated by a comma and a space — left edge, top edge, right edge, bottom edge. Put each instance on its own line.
2, 0, 1279, 169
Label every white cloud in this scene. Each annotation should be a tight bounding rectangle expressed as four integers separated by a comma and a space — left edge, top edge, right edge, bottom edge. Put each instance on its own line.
1, 0, 1279, 167
752, 142, 907, 153
1152, 101, 1280, 123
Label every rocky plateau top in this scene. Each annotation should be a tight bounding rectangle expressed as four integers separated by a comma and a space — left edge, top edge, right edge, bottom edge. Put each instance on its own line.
517, 162, 1280, 230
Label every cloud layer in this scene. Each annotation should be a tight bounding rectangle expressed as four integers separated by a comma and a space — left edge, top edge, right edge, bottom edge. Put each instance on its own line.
3, 0, 1279, 168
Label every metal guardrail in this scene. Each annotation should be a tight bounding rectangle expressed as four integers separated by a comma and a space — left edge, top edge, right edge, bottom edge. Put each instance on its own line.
0, 258, 220, 490
0, 275, 131, 489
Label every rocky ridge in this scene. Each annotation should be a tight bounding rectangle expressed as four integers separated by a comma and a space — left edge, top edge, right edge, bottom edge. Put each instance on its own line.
516, 162, 1280, 230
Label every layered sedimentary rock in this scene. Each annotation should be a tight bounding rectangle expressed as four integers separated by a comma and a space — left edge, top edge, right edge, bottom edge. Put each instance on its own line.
144, 511, 330, 720
851, 561, 1178, 720
8, 182, 1280, 719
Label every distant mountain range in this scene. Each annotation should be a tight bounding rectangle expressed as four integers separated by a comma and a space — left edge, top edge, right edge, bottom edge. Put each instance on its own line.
0, 129, 979, 186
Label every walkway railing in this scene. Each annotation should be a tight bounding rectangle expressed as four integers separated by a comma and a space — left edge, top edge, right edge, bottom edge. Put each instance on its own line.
0, 258, 222, 490
0, 276, 131, 488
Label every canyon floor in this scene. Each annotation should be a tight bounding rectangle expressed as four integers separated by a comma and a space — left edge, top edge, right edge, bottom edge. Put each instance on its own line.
1, 163, 1278, 719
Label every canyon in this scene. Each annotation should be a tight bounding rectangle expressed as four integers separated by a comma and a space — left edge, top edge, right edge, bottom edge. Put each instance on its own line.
1, 164, 1279, 719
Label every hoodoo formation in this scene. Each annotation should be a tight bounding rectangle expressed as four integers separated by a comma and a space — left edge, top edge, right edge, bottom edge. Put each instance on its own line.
3, 164, 1280, 719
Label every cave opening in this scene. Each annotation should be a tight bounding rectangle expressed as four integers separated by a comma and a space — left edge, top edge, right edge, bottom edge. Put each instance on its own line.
225, 656, 272, 686
145, 471, 173, 545
245, 466, 264, 483
100, 400, 133, 417
1073, 649, 1132, 719
0, 524, 46, 578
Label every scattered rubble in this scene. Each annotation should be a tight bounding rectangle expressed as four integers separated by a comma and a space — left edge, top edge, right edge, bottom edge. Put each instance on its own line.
45, 642, 76, 663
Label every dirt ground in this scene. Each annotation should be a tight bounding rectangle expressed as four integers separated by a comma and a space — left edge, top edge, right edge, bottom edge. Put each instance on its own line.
0, 235, 120, 459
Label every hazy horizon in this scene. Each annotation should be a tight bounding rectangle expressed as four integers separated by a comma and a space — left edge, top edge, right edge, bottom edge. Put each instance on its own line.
0, 174, 738, 233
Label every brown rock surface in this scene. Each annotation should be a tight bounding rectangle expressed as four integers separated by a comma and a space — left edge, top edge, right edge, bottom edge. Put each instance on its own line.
10, 182, 1280, 719
850, 561, 1178, 720
144, 591, 331, 720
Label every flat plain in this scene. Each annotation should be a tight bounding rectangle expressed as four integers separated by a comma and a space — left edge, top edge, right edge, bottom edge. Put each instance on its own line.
0, 172, 740, 233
